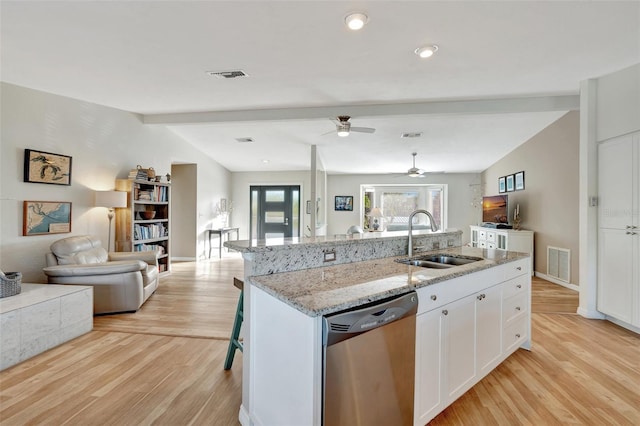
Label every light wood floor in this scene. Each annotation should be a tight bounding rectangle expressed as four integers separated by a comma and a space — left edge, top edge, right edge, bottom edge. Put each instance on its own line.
1, 256, 639, 426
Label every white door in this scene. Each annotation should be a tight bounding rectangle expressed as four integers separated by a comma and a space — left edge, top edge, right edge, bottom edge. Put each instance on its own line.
442, 294, 476, 402
598, 228, 635, 323
476, 284, 503, 376
414, 309, 445, 426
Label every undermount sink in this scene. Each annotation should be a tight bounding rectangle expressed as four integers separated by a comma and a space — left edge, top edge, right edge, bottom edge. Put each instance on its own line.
396, 254, 483, 269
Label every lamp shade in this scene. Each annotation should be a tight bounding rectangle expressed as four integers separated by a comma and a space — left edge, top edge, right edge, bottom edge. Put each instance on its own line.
94, 190, 127, 208
370, 207, 383, 218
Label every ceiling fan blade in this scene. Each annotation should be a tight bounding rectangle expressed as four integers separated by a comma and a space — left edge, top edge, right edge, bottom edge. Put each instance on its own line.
350, 127, 376, 134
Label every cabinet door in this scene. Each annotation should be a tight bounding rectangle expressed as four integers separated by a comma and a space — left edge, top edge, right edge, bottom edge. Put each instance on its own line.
414, 309, 445, 426
599, 135, 634, 230
476, 284, 503, 376
442, 294, 476, 402
598, 228, 634, 323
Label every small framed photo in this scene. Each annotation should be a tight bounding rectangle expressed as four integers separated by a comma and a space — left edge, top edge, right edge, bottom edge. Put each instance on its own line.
506, 175, 515, 192
23, 201, 72, 236
24, 149, 72, 185
515, 171, 525, 191
335, 195, 353, 211
498, 176, 506, 193
220, 198, 227, 212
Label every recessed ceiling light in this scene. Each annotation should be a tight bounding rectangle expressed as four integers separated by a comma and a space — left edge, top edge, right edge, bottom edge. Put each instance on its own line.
345, 12, 368, 30
414, 44, 439, 58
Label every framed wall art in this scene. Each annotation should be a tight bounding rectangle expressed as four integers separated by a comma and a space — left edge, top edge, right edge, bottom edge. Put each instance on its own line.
498, 176, 506, 193
335, 196, 353, 211
23, 201, 72, 236
24, 149, 72, 185
506, 174, 515, 192
515, 171, 525, 191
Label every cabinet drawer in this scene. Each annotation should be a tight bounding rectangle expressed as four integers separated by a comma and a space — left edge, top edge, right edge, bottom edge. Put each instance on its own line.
486, 231, 496, 243
503, 259, 528, 281
502, 274, 529, 299
478, 241, 487, 248
503, 316, 527, 354
503, 292, 527, 324
417, 268, 502, 314
478, 230, 487, 240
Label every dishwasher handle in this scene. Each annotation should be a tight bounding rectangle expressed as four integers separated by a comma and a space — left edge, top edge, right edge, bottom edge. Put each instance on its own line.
323, 291, 418, 346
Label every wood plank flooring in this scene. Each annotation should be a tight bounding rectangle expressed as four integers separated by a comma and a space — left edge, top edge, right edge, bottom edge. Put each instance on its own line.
1, 256, 639, 426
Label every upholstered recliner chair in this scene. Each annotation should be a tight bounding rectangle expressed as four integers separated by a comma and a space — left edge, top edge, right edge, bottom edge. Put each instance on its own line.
43, 235, 159, 314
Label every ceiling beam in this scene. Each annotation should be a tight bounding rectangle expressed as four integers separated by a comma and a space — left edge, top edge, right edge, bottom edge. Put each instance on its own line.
143, 95, 579, 125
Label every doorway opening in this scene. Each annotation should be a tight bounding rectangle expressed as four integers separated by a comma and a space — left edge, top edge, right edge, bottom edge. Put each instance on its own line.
250, 185, 300, 240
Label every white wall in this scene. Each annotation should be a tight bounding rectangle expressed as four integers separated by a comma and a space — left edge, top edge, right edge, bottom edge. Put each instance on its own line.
326, 173, 481, 241
0, 83, 230, 281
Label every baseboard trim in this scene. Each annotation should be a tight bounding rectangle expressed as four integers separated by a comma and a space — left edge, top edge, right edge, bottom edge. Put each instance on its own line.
535, 272, 579, 292
239, 405, 251, 426
605, 315, 640, 334
577, 306, 606, 319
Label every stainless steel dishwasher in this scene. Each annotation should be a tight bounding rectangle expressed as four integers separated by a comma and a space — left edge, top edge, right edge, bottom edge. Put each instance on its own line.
322, 291, 418, 426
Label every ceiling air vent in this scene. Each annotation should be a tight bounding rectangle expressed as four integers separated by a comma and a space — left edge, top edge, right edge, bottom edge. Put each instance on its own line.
206, 70, 248, 79
401, 132, 423, 138
235, 137, 254, 143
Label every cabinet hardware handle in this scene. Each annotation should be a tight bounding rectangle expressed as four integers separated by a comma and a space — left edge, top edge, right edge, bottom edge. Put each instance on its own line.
442, 310, 448, 316
516, 284, 522, 289
516, 267, 522, 271
515, 306, 521, 311
515, 333, 521, 338
431, 295, 437, 301
477, 295, 483, 300
627, 225, 632, 229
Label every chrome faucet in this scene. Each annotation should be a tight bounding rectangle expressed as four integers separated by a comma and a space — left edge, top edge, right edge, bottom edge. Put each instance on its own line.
408, 209, 439, 256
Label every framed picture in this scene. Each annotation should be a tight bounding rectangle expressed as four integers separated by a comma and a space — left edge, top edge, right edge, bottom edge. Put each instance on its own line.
24, 149, 72, 185
220, 198, 227, 212
506, 174, 515, 192
515, 171, 525, 191
498, 176, 506, 193
23, 201, 72, 236
335, 195, 353, 211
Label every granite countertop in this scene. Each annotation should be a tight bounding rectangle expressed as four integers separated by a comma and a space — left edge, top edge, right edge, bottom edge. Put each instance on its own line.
248, 246, 528, 317
225, 229, 462, 253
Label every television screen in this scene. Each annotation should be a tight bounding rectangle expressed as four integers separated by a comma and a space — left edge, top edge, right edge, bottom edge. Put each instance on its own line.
482, 195, 508, 223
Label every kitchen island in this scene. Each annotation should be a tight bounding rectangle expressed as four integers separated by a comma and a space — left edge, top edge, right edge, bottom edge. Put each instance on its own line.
227, 234, 531, 426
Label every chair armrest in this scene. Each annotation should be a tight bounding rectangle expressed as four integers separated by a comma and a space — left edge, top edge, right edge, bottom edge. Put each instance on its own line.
109, 251, 159, 266
43, 260, 146, 277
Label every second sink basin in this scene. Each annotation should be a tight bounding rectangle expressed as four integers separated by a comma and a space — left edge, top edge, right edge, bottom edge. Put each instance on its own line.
396, 254, 483, 269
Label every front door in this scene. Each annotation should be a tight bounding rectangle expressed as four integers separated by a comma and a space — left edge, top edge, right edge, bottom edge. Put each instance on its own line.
250, 186, 300, 240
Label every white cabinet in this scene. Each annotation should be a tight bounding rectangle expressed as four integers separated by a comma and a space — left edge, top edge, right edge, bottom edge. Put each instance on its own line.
476, 284, 503, 376
414, 309, 445, 425
598, 133, 640, 328
470, 226, 534, 275
442, 294, 477, 402
414, 259, 530, 425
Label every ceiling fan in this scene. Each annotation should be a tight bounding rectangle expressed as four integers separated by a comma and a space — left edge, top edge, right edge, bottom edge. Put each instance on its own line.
407, 152, 426, 178
326, 116, 376, 137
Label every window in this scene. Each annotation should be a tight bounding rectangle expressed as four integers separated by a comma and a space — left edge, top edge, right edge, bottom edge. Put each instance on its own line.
361, 184, 446, 231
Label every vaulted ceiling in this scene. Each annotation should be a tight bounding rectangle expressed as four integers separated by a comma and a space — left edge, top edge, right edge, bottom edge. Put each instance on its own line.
2, 1, 638, 174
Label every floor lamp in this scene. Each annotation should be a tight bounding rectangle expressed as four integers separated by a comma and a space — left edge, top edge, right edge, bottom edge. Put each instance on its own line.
95, 190, 128, 252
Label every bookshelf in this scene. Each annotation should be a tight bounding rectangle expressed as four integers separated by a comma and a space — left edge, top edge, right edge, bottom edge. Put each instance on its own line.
115, 178, 171, 274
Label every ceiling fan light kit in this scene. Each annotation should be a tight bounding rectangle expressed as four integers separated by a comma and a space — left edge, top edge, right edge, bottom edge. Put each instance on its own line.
408, 152, 426, 177
345, 12, 368, 30
415, 44, 439, 58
